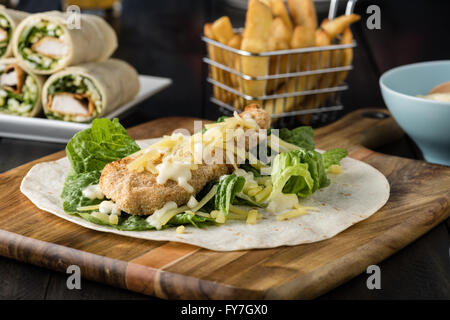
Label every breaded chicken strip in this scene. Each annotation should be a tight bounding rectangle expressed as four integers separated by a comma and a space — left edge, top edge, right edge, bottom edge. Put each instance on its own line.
99, 104, 271, 215
100, 157, 230, 215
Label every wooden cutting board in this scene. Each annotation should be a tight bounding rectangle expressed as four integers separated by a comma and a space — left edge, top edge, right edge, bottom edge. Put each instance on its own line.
0, 108, 449, 299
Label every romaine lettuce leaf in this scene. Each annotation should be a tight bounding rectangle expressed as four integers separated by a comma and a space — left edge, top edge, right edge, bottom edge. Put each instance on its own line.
66, 118, 140, 174
322, 148, 348, 169
61, 171, 102, 213
278, 126, 315, 151
270, 149, 330, 199
167, 212, 216, 228
75, 211, 214, 231
215, 174, 245, 214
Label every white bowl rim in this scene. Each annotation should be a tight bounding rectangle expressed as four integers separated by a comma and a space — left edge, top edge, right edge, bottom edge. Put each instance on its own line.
379, 60, 450, 107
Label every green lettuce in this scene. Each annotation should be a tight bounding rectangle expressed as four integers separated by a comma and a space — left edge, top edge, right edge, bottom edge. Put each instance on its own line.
61, 171, 102, 213
215, 174, 245, 214
270, 149, 330, 199
62, 118, 140, 215
66, 118, 140, 174
278, 126, 315, 151
322, 148, 348, 169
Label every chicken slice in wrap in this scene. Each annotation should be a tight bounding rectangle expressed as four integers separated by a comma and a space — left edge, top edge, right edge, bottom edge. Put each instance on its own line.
0, 58, 43, 117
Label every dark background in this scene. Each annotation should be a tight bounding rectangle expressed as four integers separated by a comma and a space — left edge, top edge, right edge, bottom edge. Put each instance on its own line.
0, 0, 449, 300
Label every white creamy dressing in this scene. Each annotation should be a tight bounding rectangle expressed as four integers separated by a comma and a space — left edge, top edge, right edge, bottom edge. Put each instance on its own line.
156, 157, 194, 193
146, 201, 178, 230
267, 193, 299, 213
82, 184, 104, 200
99, 200, 121, 216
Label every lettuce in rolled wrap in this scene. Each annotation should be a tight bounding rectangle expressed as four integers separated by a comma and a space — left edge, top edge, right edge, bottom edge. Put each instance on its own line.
42, 59, 140, 122
13, 11, 117, 75
0, 58, 43, 117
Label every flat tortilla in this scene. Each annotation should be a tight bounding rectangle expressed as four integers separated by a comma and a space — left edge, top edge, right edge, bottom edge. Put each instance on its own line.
20, 139, 390, 251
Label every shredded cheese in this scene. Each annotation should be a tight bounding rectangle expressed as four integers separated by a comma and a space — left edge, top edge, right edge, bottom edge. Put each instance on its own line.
109, 214, 119, 225
146, 202, 188, 230
195, 212, 211, 218
77, 204, 101, 211
229, 205, 250, 216
126, 112, 264, 194
189, 185, 218, 213
276, 208, 308, 221
254, 185, 272, 202
328, 164, 342, 174
246, 209, 258, 224
176, 225, 185, 234
227, 213, 247, 220
91, 211, 109, 223
210, 210, 219, 219
215, 211, 226, 224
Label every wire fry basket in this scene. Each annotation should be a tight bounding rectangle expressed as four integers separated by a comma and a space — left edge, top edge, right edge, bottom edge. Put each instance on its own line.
202, 0, 358, 127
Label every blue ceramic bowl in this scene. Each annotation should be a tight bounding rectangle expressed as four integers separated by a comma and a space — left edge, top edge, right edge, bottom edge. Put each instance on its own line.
380, 60, 450, 166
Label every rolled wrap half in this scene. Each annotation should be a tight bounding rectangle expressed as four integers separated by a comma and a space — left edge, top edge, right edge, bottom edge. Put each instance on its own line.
0, 58, 44, 117
42, 59, 140, 122
0, 6, 28, 59
13, 11, 117, 75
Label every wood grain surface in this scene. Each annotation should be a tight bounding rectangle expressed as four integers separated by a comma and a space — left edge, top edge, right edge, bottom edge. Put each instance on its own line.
0, 109, 448, 299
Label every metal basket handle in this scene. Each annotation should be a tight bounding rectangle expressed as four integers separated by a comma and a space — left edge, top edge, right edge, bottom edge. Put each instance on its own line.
329, 0, 358, 20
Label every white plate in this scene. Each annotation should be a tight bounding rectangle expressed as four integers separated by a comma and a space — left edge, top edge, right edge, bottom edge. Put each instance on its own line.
0, 75, 172, 143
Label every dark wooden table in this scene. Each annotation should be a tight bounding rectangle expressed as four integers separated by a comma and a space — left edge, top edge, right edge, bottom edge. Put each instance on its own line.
0, 0, 449, 299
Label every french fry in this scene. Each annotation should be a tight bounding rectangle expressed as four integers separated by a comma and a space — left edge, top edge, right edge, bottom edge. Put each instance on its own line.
307, 20, 339, 108
227, 34, 242, 88
264, 75, 307, 115
267, 17, 292, 94
264, 26, 319, 116
270, 0, 293, 33
299, 29, 331, 124
239, 0, 273, 105
204, 23, 223, 101
212, 16, 234, 44
211, 17, 237, 103
290, 25, 315, 49
321, 14, 360, 39
228, 34, 242, 49
335, 27, 354, 85
290, 25, 315, 75
287, 0, 318, 29
302, 27, 354, 124
268, 17, 291, 51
